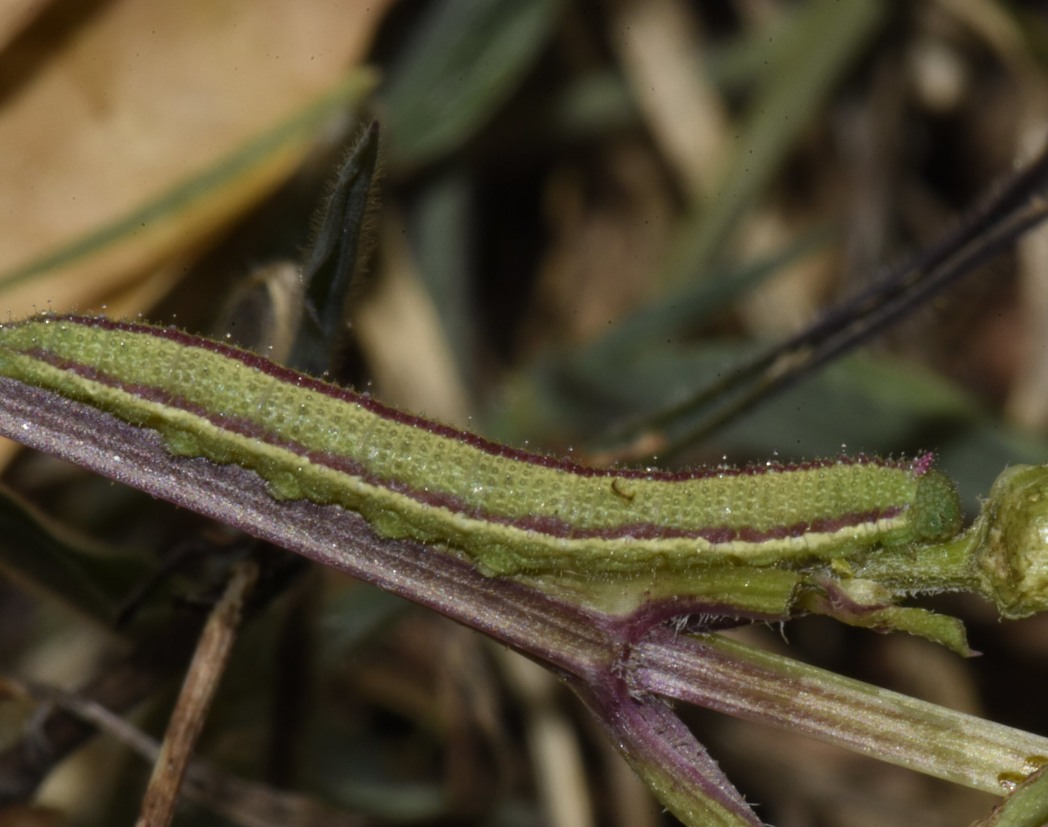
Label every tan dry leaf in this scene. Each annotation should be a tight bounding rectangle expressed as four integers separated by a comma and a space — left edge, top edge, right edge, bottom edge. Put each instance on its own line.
0, 0, 47, 53
0, 0, 392, 318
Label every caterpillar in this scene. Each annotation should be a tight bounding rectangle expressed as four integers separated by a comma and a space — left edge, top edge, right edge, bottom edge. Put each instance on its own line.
0, 315, 962, 578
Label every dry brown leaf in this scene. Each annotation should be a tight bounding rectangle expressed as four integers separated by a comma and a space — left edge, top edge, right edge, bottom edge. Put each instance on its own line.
0, 0, 392, 318
0, 0, 47, 52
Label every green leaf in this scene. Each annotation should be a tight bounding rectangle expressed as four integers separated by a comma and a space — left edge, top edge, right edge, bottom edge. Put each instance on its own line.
382, 0, 564, 167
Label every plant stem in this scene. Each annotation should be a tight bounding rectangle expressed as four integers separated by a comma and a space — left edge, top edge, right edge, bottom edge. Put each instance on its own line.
635, 631, 1048, 795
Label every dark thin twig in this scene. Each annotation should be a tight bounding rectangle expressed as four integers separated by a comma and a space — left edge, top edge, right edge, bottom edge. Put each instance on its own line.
628, 139, 1048, 459
2, 675, 364, 827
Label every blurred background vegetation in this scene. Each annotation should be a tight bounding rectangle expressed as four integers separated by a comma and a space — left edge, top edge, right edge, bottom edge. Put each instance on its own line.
2, 1, 1048, 825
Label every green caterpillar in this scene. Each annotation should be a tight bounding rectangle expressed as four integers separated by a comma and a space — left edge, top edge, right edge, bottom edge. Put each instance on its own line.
0, 315, 962, 579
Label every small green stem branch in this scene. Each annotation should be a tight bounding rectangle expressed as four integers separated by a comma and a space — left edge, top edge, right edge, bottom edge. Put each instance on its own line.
980, 765, 1048, 827
852, 534, 980, 593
